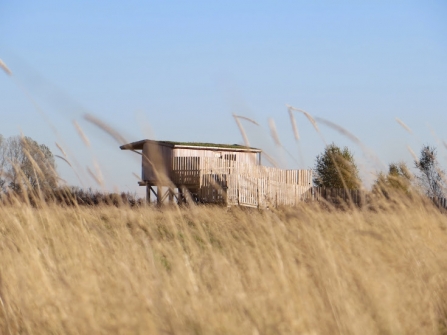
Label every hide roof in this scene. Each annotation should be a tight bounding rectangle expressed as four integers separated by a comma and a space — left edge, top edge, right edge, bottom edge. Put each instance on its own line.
120, 140, 261, 152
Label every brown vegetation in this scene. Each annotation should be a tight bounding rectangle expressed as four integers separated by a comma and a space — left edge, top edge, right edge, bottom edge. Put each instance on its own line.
1, 195, 447, 334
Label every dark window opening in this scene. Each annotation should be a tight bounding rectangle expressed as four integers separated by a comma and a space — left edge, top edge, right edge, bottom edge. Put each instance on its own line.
224, 154, 236, 161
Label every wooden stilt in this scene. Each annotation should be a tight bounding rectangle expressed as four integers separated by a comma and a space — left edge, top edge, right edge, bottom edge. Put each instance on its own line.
178, 187, 184, 205
168, 187, 174, 204
160, 189, 170, 203
156, 185, 162, 205
146, 184, 151, 205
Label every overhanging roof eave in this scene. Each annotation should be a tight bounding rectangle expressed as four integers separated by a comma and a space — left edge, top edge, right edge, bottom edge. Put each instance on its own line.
172, 145, 261, 152
120, 139, 155, 150
120, 139, 261, 152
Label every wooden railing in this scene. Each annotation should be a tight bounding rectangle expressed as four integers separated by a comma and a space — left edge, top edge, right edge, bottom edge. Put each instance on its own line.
195, 158, 313, 207
431, 197, 447, 210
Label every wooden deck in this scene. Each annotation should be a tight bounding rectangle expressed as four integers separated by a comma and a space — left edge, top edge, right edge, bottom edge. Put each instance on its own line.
169, 157, 313, 208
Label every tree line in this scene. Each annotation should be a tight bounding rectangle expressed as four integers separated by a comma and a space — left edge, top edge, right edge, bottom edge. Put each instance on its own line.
0, 135, 142, 206
313, 143, 446, 198
1, 133, 445, 204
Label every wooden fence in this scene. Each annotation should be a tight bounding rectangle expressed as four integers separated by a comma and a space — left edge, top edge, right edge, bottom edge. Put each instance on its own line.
432, 197, 447, 210
199, 158, 312, 208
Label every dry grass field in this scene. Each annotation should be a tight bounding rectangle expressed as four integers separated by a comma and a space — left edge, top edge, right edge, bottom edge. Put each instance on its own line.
1, 196, 447, 334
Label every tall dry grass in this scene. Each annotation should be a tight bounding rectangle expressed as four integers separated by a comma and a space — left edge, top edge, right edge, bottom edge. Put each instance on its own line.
1, 196, 447, 334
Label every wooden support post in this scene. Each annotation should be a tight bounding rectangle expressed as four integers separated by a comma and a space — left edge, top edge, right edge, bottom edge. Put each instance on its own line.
169, 187, 174, 204
156, 185, 162, 205
160, 189, 171, 203
150, 186, 157, 198
178, 187, 184, 205
146, 185, 151, 204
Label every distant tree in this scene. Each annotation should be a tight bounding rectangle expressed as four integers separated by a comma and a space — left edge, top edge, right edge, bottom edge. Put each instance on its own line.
0, 135, 57, 193
414, 145, 445, 198
313, 143, 360, 189
373, 162, 412, 196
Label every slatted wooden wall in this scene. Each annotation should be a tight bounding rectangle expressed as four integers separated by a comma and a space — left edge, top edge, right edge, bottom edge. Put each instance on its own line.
142, 143, 172, 183
143, 145, 259, 186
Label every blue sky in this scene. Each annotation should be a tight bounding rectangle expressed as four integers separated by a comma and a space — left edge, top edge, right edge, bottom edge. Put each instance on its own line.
1, 0, 447, 192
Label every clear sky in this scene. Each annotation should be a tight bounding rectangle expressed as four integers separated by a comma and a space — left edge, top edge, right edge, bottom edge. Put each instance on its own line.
1, 0, 447, 193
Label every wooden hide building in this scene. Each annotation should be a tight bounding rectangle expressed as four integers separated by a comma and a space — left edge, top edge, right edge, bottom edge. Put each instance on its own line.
120, 140, 313, 208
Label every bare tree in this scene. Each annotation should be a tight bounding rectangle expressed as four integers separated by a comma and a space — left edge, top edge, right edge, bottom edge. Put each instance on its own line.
414, 145, 445, 198
1, 136, 57, 193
